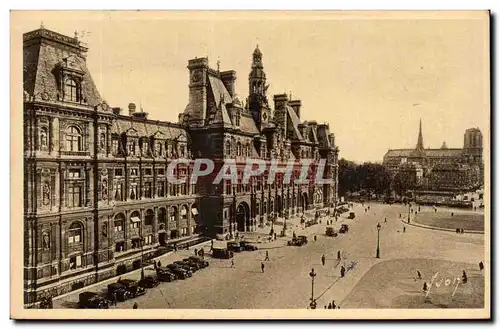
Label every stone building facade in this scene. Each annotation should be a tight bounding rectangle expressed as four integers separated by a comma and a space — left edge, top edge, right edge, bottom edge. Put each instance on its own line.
23, 28, 339, 304
383, 120, 483, 193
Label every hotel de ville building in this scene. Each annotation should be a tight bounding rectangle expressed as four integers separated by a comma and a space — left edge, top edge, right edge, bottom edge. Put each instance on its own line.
22, 27, 339, 304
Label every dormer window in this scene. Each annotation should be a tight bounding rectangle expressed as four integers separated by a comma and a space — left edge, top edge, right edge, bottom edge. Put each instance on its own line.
64, 77, 80, 102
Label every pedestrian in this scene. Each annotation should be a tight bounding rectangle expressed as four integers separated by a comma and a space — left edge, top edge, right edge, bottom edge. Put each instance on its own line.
274, 233, 277, 240
340, 266, 346, 278
422, 282, 428, 292
321, 254, 326, 266
293, 231, 296, 239
112, 292, 117, 306
451, 212, 454, 217
230, 259, 234, 268
324, 305, 327, 309
479, 261, 484, 271
403, 227, 406, 233
174, 244, 178, 252
417, 270, 422, 280
261, 262, 265, 273
157, 260, 162, 268
264, 250, 270, 261
194, 248, 198, 256
462, 270, 468, 284
331, 300, 337, 309
399, 213, 401, 218
461, 228, 465, 234
327, 303, 332, 309
210, 239, 214, 251
314, 235, 317, 242
337, 250, 341, 260
384, 217, 387, 223
133, 302, 138, 309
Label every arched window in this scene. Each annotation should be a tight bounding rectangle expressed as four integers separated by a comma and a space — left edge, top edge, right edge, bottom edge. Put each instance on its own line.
225, 140, 231, 156
145, 209, 154, 226
158, 208, 166, 226
114, 213, 125, 232
68, 222, 83, 244
237, 142, 242, 156
130, 211, 141, 229
66, 126, 82, 152
170, 206, 178, 222
64, 77, 80, 102
181, 205, 188, 221
40, 127, 48, 150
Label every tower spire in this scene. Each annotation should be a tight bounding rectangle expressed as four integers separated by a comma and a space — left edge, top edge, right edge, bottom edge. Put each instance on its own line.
416, 119, 424, 150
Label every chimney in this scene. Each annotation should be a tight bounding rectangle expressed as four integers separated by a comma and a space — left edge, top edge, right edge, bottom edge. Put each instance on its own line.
128, 103, 136, 116
289, 99, 302, 119
112, 107, 122, 115
273, 93, 288, 111
220, 70, 237, 97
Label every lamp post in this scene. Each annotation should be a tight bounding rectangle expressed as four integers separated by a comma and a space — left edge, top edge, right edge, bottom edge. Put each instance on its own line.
140, 236, 145, 280
376, 223, 381, 259
309, 268, 317, 309
407, 202, 411, 224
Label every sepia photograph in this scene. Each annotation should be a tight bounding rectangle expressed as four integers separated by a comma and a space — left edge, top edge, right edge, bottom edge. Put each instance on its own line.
10, 10, 490, 319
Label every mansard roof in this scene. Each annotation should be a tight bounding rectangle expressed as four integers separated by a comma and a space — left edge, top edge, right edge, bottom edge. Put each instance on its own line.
111, 117, 187, 140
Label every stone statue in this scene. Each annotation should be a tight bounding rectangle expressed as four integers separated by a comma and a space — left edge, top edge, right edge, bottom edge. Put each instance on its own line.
101, 180, 108, 200
42, 231, 50, 249
43, 182, 50, 205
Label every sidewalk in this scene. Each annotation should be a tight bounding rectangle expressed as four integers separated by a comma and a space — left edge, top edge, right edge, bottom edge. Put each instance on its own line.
401, 218, 484, 234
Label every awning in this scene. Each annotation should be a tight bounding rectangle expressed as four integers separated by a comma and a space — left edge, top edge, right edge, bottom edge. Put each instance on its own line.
130, 216, 141, 223
191, 208, 199, 215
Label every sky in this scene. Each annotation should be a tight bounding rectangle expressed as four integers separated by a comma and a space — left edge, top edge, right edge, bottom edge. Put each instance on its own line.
13, 11, 490, 162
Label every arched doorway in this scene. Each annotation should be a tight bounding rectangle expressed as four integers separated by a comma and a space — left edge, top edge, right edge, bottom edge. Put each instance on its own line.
236, 202, 250, 232
169, 206, 178, 239
302, 192, 309, 212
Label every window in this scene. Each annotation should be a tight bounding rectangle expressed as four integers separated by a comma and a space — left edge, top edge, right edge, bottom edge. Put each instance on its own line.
144, 182, 152, 198
180, 145, 185, 157
237, 142, 242, 156
112, 139, 119, 155
225, 179, 232, 195
67, 184, 82, 208
144, 235, 152, 245
180, 183, 187, 195
225, 140, 231, 156
68, 222, 83, 244
114, 168, 123, 177
65, 126, 82, 152
145, 209, 154, 226
64, 77, 80, 102
130, 221, 139, 229
157, 168, 165, 176
145, 168, 152, 176
181, 206, 188, 221
128, 140, 136, 156
130, 185, 138, 200
68, 168, 81, 178
115, 242, 125, 252
158, 208, 167, 225
170, 207, 177, 222
114, 219, 124, 232
114, 183, 123, 201
69, 255, 82, 270
130, 169, 138, 176
157, 181, 165, 197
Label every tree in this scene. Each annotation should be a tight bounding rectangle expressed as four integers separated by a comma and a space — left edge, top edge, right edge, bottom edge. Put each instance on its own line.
392, 171, 413, 197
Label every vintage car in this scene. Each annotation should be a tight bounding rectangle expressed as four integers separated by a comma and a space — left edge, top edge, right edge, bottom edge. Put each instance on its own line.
139, 275, 160, 288
212, 247, 234, 259
78, 292, 109, 309
227, 241, 243, 252
174, 260, 198, 273
339, 224, 349, 233
325, 227, 338, 237
348, 212, 356, 219
287, 235, 308, 246
166, 264, 192, 278
106, 282, 131, 302
156, 268, 177, 282
118, 279, 146, 298
239, 240, 258, 251
188, 256, 209, 268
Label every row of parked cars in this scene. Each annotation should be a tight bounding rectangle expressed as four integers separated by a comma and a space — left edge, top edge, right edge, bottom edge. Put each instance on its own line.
77, 256, 209, 309
212, 241, 259, 259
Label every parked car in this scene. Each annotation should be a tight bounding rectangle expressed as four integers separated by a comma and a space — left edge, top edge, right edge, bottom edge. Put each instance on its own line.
174, 260, 198, 273
348, 212, 356, 219
106, 283, 131, 302
339, 224, 349, 233
156, 268, 177, 282
287, 235, 308, 246
188, 256, 209, 268
227, 241, 243, 252
239, 240, 258, 251
166, 264, 192, 278
212, 247, 234, 259
325, 227, 338, 237
118, 279, 146, 298
139, 275, 160, 288
78, 292, 109, 309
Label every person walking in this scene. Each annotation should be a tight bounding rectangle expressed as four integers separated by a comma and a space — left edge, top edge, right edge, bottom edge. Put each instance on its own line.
264, 250, 270, 261
403, 227, 406, 233
261, 262, 265, 273
479, 261, 484, 271
340, 265, 346, 278
417, 270, 422, 280
112, 292, 118, 306
157, 260, 162, 268
153, 260, 157, 270
331, 300, 337, 309
327, 303, 332, 309
133, 302, 138, 309
194, 248, 198, 256
384, 217, 387, 223
321, 254, 326, 266
230, 259, 235, 268
314, 235, 317, 242
337, 250, 341, 261
462, 270, 468, 284
210, 239, 214, 251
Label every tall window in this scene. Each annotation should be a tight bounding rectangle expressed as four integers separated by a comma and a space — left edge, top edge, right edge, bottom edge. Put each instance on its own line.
114, 214, 125, 232
65, 126, 82, 152
144, 182, 152, 198
67, 184, 82, 208
64, 77, 80, 102
158, 208, 167, 226
68, 222, 83, 244
225, 140, 231, 156
237, 142, 242, 156
157, 181, 165, 197
114, 183, 123, 201
145, 209, 154, 226
170, 206, 177, 222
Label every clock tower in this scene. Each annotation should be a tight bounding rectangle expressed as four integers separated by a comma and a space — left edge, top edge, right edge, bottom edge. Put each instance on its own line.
249, 46, 272, 131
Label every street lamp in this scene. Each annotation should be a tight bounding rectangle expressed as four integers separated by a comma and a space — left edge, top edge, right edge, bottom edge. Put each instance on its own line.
408, 203, 411, 224
140, 237, 145, 280
309, 268, 317, 309
376, 223, 381, 259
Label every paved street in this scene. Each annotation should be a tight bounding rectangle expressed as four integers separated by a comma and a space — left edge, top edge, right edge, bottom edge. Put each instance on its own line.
53, 202, 484, 309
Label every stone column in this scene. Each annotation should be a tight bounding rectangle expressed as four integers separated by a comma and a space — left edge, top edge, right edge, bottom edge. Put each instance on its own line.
152, 207, 158, 244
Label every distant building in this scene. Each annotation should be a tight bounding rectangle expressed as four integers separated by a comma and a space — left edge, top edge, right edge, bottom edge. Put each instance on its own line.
383, 120, 483, 193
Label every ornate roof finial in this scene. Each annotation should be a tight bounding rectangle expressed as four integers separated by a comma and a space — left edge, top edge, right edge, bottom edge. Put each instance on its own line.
40, 21, 45, 29
289, 91, 292, 100
217, 57, 220, 72
74, 30, 79, 40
